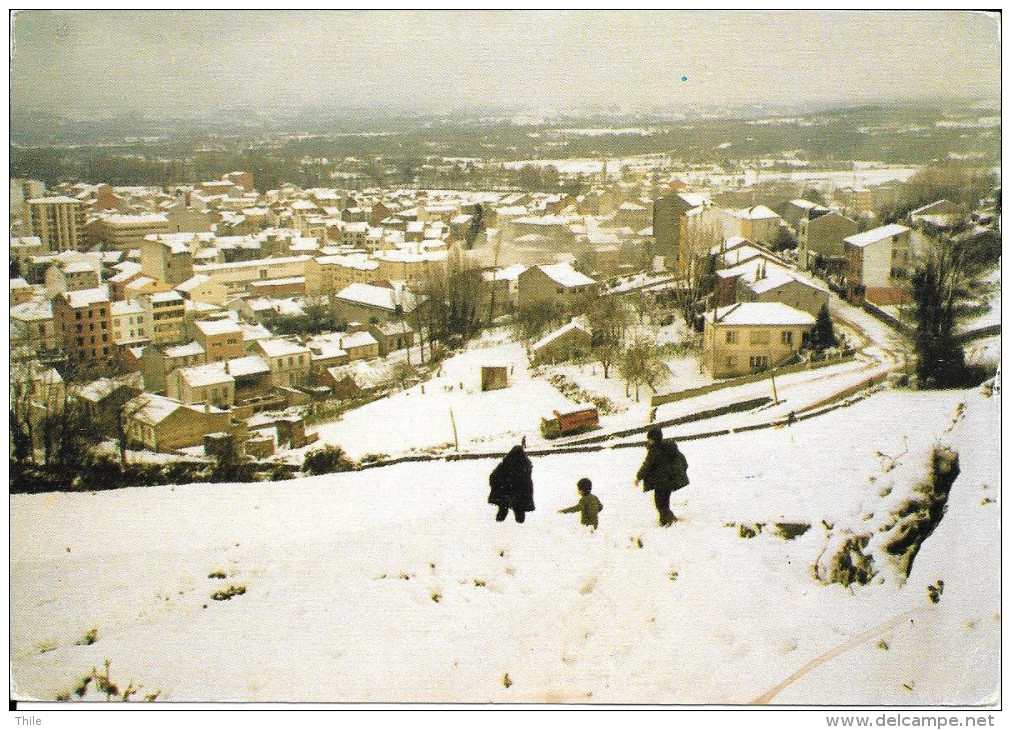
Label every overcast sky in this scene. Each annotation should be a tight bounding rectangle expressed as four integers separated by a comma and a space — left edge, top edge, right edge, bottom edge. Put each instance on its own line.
10, 10, 1001, 119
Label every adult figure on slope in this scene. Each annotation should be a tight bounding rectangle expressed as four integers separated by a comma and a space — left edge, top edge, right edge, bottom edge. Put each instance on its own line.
488, 444, 535, 523
634, 427, 689, 527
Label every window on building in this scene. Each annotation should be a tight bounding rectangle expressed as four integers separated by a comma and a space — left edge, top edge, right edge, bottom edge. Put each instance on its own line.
781, 331, 793, 345
75, 311, 82, 320
725, 331, 738, 344
725, 356, 736, 369
749, 330, 770, 345
749, 355, 768, 369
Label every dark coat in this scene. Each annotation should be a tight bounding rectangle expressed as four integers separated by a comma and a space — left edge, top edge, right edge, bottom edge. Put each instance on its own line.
488, 446, 535, 512
636, 441, 689, 493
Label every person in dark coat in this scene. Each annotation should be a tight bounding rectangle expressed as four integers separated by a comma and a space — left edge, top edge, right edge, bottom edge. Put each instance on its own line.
488, 444, 535, 523
634, 427, 689, 527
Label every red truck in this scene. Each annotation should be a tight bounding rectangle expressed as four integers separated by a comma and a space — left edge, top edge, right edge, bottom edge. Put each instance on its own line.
540, 406, 600, 439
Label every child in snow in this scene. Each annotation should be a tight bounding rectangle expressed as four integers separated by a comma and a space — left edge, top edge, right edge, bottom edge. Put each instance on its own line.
558, 478, 603, 529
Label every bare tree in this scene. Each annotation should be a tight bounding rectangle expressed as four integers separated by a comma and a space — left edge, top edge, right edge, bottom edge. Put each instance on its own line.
909, 234, 974, 388
115, 396, 151, 466
414, 247, 488, 350
579, 295, 632, 379
670, 220, 720, 329
619, 338, 669, 402
513, 301, 566, 346
485, 235, 503, 327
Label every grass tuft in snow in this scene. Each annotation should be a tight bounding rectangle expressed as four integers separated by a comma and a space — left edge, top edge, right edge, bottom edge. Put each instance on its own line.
927, 580, 945, 604
208, 571, 227, 579
61, 660, 159, 702
503, 673, 513, 689
75, 628, 98, 646
211, 585, 247, 601
814, 534, 876, 586
774, 522, 811, 540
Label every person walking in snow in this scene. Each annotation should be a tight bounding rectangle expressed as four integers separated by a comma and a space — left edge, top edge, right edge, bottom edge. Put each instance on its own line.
558, 478, 603, 529
488, 444, 535, 523
634, 427, 689, 527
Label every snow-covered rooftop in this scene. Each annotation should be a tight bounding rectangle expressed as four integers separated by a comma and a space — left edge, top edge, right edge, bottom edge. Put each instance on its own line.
336, 283, 417, 313
340, 331, 379, 350
844, 224, 911, 248
482, 264, 528, 283
150, 291, 185, 304
531, 318, 592, 352
704, 302, 816, 327
10, 300, 52, 321
175, 274, 216, 293
63, 286, 110, 309
100, 213, 169, 226
194, 318, 243, 337
535, 263, 596, 288
111, 300, 145, 316
162, 342, 205, 359
257, 338, 310, 359
176, 362, 235, 388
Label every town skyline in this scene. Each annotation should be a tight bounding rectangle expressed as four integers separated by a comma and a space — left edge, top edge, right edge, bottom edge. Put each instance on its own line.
11, 10, 1001, 121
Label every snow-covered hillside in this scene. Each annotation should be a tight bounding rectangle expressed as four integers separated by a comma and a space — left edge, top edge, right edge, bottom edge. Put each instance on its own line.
10, 384, 999, 704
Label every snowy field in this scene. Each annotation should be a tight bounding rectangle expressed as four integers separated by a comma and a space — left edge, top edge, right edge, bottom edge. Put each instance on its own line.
10, 383, 999, 704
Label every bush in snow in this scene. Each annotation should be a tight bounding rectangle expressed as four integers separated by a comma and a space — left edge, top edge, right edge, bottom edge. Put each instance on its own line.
211, 584, 246, 601
302, 445, 356, 475
267, 463, 295, 481
74, 453, 122, 492
774, 522, 811, 540
163, 461, 206, 485
814, 533, 876, 587
815, 445, 960, 587
58, 659, 159, 702
880, 446, 959, 578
